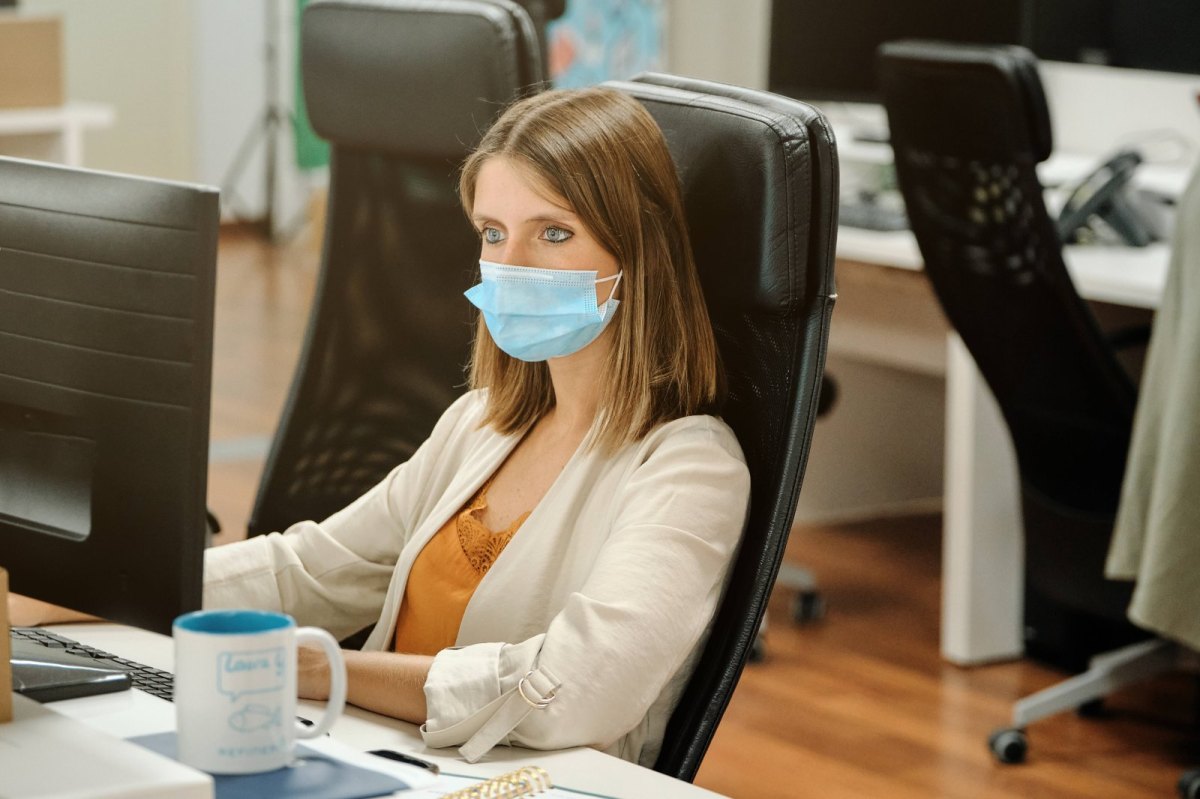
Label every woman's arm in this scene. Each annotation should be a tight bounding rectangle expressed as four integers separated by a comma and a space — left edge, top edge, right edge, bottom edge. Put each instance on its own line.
7, 594, 100, 626
204, 391, 486, 639
298, 646, 433, 724
421, 419, 751, 759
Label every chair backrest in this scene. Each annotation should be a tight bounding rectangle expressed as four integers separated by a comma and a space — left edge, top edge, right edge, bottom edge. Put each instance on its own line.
248, 0, 545, 535
880, 43, 1143, 645
608, 74, 839, 781
879, 41, 1136, 517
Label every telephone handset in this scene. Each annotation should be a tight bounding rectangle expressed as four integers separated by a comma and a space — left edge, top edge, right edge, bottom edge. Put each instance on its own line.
1056, 148, 1158, 247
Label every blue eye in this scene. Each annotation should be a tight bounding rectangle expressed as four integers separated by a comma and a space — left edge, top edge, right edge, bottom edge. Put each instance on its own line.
482, 227, 505, 244
543, 226, 573, 244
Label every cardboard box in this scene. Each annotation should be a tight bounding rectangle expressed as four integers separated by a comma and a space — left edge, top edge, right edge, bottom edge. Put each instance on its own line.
0, 13, 64, 109
1, 566, 10, 724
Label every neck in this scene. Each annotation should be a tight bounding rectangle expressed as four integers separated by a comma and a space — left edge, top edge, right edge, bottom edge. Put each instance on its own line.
543, 332, 611, 436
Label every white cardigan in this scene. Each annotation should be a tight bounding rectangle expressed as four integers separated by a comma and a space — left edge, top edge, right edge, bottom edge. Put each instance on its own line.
204, 390, 750, 767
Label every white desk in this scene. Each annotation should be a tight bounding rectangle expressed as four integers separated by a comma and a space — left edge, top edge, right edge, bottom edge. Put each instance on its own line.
39, 624, 726, 799
835, 228, 1169, 666
0, 102, 115, 166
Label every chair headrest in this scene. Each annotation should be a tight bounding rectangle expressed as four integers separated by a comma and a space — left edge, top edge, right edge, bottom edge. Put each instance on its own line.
302, 0, 543, 158
608, 73, 839, 315
878, 40, 1053, 163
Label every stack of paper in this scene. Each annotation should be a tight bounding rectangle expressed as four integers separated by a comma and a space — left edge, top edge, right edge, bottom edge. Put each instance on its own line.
0, 694, 213, 799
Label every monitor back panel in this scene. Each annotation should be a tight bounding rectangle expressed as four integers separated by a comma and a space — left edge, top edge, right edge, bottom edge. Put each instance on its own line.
0, 157, 218, 633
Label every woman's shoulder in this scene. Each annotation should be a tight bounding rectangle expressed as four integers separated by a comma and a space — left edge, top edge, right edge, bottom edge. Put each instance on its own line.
605, 413, 751, 529
635, 413, 746, 466
426, 389, 492, 444
440, 388, 489, 423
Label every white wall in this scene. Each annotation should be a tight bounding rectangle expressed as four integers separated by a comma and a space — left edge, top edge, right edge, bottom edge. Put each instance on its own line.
665, 0, 771, 89
188, 0, 266, 213
20, 0, 314, 229
20, 0, 193, 179
189, 0, 314, 232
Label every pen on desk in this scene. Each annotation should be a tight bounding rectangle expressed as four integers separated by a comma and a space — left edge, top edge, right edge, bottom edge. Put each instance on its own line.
367, 748, 441, 776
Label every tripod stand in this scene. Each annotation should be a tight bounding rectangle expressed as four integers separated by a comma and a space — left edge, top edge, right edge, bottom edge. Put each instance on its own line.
220, 0, 304, 240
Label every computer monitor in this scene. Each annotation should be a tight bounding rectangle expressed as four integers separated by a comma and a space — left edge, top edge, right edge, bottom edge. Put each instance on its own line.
1027, 0, 1200, 75
0, 156, 218, 636
768, 0, 1023, 104
768, 0, 1200, 108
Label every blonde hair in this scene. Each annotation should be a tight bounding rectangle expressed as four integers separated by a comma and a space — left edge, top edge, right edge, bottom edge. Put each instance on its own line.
460, 87, 722, 452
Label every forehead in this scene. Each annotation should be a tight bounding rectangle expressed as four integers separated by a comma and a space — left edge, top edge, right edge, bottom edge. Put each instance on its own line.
472, 157, 572, 216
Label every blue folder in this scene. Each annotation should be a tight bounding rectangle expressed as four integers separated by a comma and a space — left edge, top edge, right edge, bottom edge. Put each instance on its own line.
130, 732, 409, 799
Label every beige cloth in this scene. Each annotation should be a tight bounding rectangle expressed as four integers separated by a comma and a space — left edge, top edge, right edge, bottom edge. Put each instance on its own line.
203, 390, 750, 766
1106, 164, 1200, 649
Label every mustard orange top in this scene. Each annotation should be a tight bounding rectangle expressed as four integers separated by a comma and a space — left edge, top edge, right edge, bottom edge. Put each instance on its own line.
392, 478, 529, 656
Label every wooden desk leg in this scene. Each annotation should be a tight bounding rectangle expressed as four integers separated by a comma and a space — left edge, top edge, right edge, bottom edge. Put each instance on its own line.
941, 334, 1025, 665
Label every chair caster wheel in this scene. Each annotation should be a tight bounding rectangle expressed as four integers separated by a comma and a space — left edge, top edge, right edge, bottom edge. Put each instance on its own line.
988, 727, 1027, 764
1076, 698, 1106, 718
1178, 769, 1200, 799
791, 590, 826, 623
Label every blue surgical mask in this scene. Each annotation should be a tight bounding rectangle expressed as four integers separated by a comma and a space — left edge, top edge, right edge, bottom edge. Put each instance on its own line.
464, 260, 622, 362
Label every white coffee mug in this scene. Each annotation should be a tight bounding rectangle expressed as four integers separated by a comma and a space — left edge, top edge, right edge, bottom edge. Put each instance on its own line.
173, 609, 347, 774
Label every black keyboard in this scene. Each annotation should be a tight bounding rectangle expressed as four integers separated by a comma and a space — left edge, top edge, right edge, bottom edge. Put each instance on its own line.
11, 627, 175, 701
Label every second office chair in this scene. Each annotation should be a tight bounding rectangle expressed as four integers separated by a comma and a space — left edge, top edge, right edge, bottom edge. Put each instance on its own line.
880, 40, 1170, 764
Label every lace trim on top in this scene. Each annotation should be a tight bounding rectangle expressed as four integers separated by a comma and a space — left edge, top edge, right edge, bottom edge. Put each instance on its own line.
456, 478, 530, 574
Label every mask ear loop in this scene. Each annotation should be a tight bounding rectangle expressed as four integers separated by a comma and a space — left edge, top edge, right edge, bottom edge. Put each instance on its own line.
596, 272, 623, 306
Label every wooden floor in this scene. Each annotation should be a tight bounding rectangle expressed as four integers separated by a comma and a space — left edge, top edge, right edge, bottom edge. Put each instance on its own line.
209, 226, 1199, 798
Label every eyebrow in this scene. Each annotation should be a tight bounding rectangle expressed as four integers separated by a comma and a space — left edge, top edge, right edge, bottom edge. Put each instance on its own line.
470, 213, 578, 226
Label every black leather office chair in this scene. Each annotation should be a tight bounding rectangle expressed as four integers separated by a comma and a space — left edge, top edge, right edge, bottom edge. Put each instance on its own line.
248, 0, 546, 537
609, 73, 838, 781
879, 41, 1168, 764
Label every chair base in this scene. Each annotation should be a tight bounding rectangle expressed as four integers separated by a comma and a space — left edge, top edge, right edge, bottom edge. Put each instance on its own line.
776, 564, 827, 623
989, 637, 1180, 764
1023, 570, 1146, 673
752, 565, 826, 662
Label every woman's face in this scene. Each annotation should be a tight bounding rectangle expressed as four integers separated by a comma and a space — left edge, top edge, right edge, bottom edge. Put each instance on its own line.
471, 156, 621, 307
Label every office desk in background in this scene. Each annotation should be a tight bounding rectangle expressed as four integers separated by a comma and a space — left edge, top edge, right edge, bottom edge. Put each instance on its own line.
0, 101, 114, 166
830, 227, 1169, 666
37, 624, 726, 799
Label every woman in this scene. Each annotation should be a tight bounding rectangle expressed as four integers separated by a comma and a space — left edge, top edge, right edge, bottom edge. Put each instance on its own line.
204, 87, 750, 767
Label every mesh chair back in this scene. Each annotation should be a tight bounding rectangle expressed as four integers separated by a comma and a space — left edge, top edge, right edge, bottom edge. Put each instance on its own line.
609, 74, 839, 781
879, 42, 1139, 635
249, 0, 544, 535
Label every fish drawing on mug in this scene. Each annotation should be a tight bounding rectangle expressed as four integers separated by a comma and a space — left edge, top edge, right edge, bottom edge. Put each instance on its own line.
228, 703, 283, 733
217, 647, 286, 702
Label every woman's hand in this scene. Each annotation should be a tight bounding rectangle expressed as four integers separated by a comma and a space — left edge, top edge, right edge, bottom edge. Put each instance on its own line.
297, 643, 335, 701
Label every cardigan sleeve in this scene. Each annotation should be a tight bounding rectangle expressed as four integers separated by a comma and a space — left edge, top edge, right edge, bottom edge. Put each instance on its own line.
203, 391, 481, 641
420, 418, 751, 760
